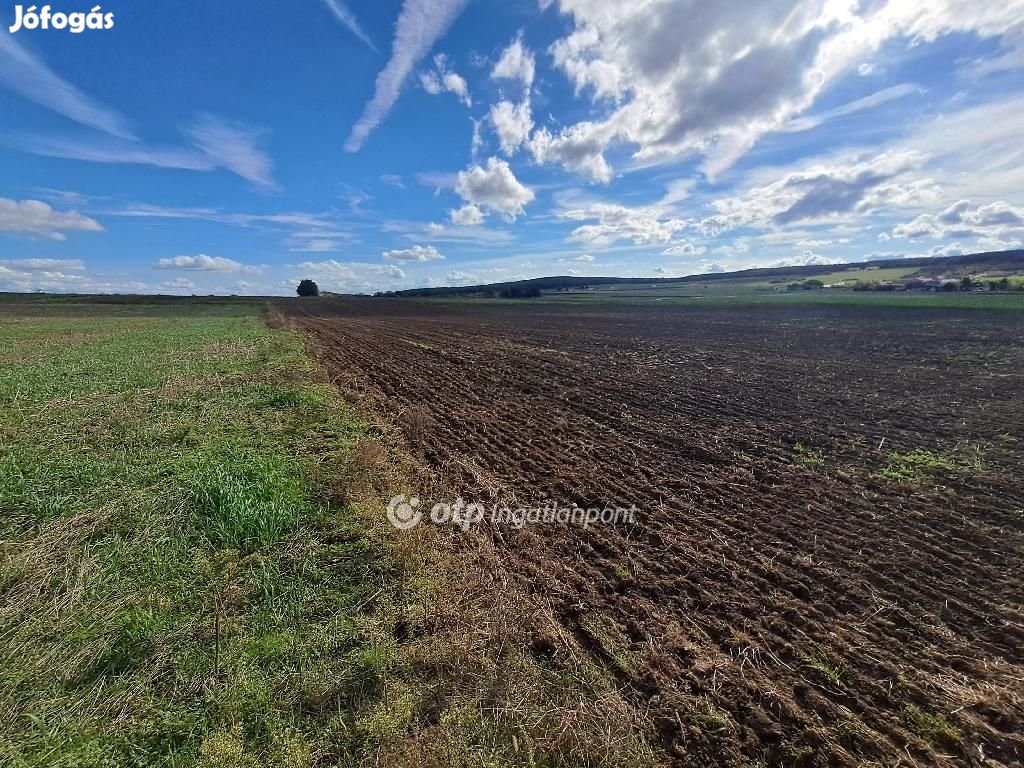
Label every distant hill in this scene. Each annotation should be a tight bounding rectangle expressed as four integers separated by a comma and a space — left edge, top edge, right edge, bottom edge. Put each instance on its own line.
379, 249, 1024, 298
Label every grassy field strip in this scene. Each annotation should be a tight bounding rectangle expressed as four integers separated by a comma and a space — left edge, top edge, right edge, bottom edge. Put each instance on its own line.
0, 306, 411, 766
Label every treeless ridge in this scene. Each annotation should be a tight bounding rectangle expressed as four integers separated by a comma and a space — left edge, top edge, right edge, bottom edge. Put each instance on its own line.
288, 297, 1024, 767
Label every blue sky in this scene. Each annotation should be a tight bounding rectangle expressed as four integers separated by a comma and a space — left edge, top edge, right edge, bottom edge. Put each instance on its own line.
1, 0, 1023, 295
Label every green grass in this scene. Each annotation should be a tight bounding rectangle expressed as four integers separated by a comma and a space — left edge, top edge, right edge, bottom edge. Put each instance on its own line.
0, 301, 407, 767
792, 443, 826, 468
875, 445, 985, 485
901, 704, 961, 748
802, 650, 845, 685
812, 266, 919, 284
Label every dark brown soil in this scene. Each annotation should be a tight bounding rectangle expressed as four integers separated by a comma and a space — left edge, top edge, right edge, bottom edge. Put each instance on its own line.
288, 297, 1024, 768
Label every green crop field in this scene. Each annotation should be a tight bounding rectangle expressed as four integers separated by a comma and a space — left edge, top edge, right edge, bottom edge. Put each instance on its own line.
0, 299, 408, 766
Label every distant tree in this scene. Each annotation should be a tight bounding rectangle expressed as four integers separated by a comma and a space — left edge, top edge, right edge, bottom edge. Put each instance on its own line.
960, 276, 973, 291
297, 279, 320, 297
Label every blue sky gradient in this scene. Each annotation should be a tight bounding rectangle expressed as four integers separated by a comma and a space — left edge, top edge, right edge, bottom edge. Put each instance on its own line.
1, 0, 1023, 294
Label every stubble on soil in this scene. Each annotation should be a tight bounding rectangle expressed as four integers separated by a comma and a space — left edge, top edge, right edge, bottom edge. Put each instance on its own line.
289, 297, 1024, 768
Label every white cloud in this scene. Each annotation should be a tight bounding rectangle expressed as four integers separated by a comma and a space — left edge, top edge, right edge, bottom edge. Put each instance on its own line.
291, 259, 357, 281
22, 114, 276, 188
491, 33, 536, 89
892, 200, 1024, 240
0, 258, 87, 271
765, 250, 844, 268
159, 277, 197, 292
699, 151, 929, 235
449, 203, 484, 226
699, 261, 728, 274
442, 72, 471, 106
380, 173, 405, 188
382, 244, 445, 261
0, 198, 103, 240
420, 70, 443, 94
489, 100, 533, 155
321, 0, 378, 53
528, 122, 614, 183
156, 254, 263, 273
535, 0, 1024, 181
455, 157, 535, 220
0, 34, 132, 138
782, 84, 925, 133
661, 241, 707, 257
560, 202, 685, 246
419, 53, 472, 106
446, 270, 476, 285
291, 237, 345, 253
289, 260, 407, 293
345, 0, 470, 151
183, 115, 276, 188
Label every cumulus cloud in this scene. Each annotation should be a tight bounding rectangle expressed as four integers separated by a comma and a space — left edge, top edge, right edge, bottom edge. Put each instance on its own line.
661, 241, 707, 257
766, 250, 844, 268
491, 33, 536, 89
159, 277, 197, 292
528, 122, 614, 183
560, 202, 685, 246
0, 198, 103, 240
449, 203, 484, 226
0, 264, 150, 294
289, 260, 407, 293
489, 100, 533, 155
382, 244, 445, 261
455, 157, 535, 220
534, 0, 1024, 181
699, 261, 728, 273
346, 0, 470, 151
699, 152, 929, 235
156, 254, 263, 273
419, 53, 472, 106
892, 200, 1024, 240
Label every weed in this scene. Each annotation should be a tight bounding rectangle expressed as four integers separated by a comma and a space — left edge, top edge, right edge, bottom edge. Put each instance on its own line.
875, 445, 985, 484
792, 442, 826, 468
901, 704, 961, 748
802, 650, 845, 685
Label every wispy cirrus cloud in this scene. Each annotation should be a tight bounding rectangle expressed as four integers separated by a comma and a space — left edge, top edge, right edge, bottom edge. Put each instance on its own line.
345, 0, 470, 152
18, 115, 277, 188
0, 34, 133, 138
0, 258, 87, 271
321, 0, 379, 53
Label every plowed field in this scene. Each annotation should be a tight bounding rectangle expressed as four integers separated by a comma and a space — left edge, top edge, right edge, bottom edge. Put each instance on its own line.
289, 298, 1024, 768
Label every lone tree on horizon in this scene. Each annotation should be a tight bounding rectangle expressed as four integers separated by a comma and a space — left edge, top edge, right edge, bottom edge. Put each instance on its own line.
296, 279, 320, 297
